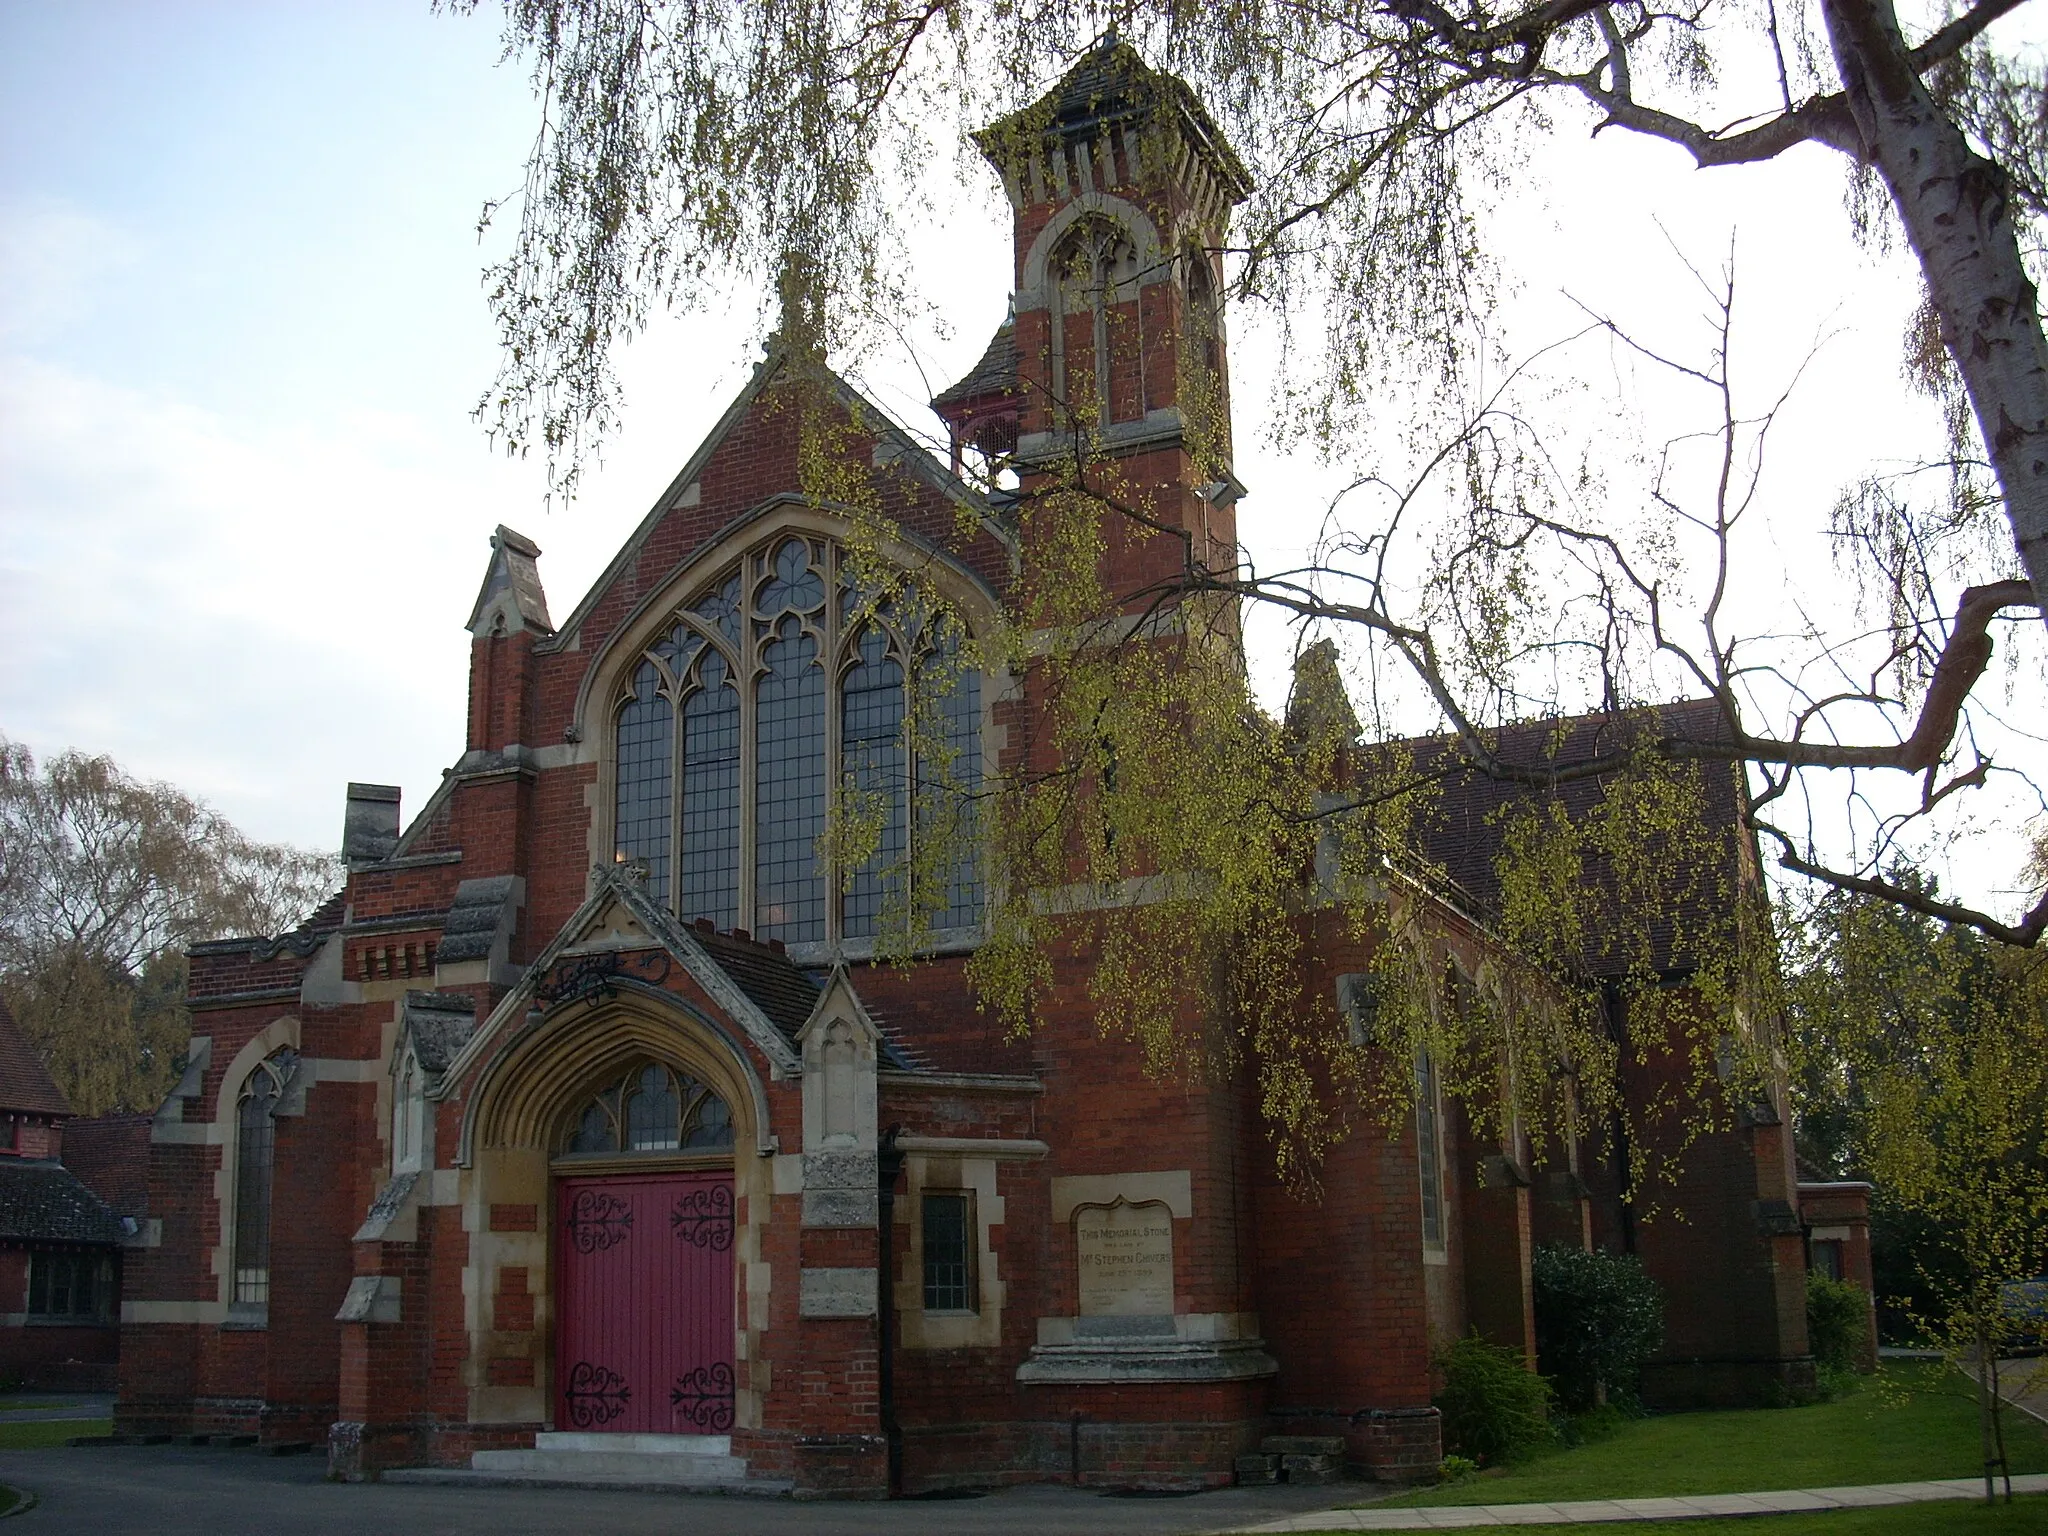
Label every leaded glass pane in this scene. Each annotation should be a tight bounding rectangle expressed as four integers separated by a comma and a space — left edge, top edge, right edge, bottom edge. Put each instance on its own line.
682, 1088, 734, 1149
615, 660, 674, 903
841, 626, 907, 939
922, 1192, 974, 1311
759, 538, 824, 616
696, 572, 742, 642
922, 657, 983, 928
680, 653, 741, 928
755, 617, 826, 943
626, 1064, 681, 1151
570, 1098, 617, 1153
1417, 1049, 1445, 1247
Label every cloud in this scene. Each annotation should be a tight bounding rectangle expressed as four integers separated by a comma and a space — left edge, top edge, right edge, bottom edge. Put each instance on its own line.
0, 350, 537, 848
0, 198, 142, 347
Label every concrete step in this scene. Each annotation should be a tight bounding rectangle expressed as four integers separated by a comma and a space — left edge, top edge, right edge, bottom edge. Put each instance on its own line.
471, 1447, 748, 1482
534, 1431, 731, 1455
383, 1466, 793, 1496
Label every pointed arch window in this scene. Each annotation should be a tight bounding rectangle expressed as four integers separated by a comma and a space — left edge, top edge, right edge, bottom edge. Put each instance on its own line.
1051, 216, 1143, 426
609, 533, 983, 949
233, 1048, 297, 1311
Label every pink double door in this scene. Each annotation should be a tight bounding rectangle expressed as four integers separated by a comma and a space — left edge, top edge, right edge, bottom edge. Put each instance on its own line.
556, 1170, 735, 1434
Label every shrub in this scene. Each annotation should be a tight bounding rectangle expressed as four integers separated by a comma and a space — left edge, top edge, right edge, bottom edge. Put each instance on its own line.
1434, 1334, 1554, 1465
1436, 1454, 1479, 1484
1806, 1270, 1870, 1374
1532, 1244, 1665, 1412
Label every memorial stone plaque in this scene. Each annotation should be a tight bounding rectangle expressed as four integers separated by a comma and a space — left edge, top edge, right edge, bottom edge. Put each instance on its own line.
1074, 1198, 1174, 1315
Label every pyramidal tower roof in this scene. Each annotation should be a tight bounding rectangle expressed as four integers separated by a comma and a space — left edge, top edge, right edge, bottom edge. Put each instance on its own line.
973, 34, 1252, 203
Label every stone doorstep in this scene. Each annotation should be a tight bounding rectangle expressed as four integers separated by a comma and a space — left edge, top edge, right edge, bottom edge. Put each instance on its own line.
380, 1467, 796, 1497
472, 1448, 749, 1481
533, 1431, 731, 1455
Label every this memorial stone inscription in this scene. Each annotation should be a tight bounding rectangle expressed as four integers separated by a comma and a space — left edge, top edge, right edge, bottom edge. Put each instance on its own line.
1074, 1198, 1174, 1315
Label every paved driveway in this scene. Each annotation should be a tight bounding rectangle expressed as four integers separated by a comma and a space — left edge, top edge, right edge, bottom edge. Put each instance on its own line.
0, 1444, 1361, 1536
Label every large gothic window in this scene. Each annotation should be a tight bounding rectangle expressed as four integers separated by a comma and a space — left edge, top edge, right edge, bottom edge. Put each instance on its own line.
564, 1063, 734, 1154
611, 533, 983, 947
233, 1048, 297, 1310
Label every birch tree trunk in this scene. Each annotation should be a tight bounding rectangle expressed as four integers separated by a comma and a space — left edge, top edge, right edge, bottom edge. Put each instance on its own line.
1824, 0, 2048, 627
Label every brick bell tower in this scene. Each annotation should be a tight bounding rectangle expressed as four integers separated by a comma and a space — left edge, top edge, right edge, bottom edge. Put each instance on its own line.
936, 35, 1252, 598
931, 44, 1284, 1473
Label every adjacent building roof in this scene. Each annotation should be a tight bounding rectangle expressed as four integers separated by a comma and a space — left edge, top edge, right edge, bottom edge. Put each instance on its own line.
0, 1158, 125, 1247
60, 1113, 152, 1223
1404, 699, 1746, 977
0, 994, 71, 1119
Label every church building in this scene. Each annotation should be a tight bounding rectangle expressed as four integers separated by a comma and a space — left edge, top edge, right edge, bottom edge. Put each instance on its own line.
115, 40, 1813, 1496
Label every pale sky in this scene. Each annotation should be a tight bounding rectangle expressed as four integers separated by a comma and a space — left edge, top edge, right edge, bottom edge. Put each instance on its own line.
3, 1, 2041, 915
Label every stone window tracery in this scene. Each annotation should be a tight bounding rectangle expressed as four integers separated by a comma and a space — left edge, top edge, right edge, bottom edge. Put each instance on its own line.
611, 532, 983, 948
1051, 216, 1142, 425
564, 1062, 734, 1155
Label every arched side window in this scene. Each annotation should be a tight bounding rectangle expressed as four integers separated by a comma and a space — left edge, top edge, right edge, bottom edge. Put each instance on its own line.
609, 533, 983, 949
564, 1063, 734, 1155
1051, 216, 1143, 428
1181, 246, 1229, 464
233, 1048, 298, 1309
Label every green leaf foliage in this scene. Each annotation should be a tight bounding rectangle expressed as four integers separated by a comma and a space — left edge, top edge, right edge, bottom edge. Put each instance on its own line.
1532, 1243, 1665, 1412
1806, 1270, 1871, 1376
1434, 1333, 1554, 1466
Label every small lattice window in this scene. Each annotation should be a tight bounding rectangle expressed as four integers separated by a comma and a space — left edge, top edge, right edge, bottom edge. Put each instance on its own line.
921, 1191, 976, 1312
563, 1063, 733, 1155
28, 1251, 115, 1320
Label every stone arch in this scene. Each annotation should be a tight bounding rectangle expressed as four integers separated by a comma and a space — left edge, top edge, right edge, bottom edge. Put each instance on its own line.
467, 989, 771, 1161
1017, 190, 1166, 299
456, 986, 780, 1433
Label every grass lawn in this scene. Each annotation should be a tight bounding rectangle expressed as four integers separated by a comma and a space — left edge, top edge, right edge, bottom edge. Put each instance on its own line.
0, 1418, 111, 1450
0, 1484, 20, 1517
1376, 1363, 2047, 1508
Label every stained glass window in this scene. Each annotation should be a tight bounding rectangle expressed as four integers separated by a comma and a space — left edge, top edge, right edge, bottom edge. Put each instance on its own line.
920, 641, 983, 929
561, 1065, 733, 1154
841, 625, 907, 938
756, 616, 826, 943
615, 660, 674, 902
680, 652, 741, 928
625, 1064, 681, 1151
610, 533, 983, 947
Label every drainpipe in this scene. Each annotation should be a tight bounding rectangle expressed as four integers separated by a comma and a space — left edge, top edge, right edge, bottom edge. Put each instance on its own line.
876, 1124, 906, 1496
